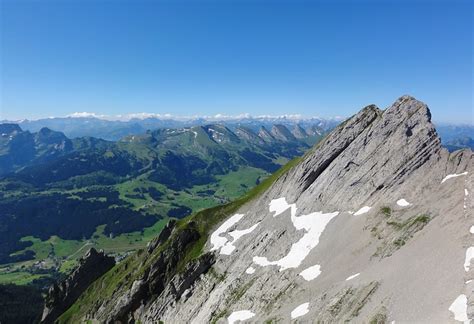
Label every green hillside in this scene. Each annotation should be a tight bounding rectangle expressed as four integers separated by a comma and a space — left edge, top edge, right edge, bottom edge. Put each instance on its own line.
58, 156, 301, 323
0, 123, 317, 287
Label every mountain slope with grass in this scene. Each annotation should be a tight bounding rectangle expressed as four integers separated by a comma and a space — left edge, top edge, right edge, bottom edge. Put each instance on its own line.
0, 122, 324, 291
54, 95, 473, 323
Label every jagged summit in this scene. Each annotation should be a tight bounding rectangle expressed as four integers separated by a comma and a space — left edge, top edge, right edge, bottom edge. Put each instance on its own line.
292, 124, 308, 139
51, 96, 473, 323
270, 124, 297, 142
0, 123, 22, 134
277, 95, 444, 211
234, 126, 265, 145
257, 125, 275, 142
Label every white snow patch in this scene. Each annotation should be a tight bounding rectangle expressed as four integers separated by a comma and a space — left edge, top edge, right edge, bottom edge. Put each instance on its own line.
470, 226, 474, 234
345, 273, 360, 281
245, 266, 255, 274
219, 222, 260, 255
347, 211, 354, 215
269, 197, 296, 217
449, 294, 469, 323
466, 280, 472, 284
464, 247, 474, 272
299, 265, 321, 281
182, 288, 191, 299
466, 189, 469, 196
210, 214, 244, 252
253, 209, 338, 271
441, 172, 468, 184
191, 130, 198, 138
354, 206, 371, 216
291, 302, 310, 319
227, 310, 255, 324
396, 199, 411, 207
229, 222, 260, 242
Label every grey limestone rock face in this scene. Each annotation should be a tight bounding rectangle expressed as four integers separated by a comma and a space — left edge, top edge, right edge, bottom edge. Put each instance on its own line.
41, 248, 115, 324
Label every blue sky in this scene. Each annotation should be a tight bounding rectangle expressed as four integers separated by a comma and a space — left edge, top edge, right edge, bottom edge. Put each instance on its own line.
0, 0, 472, 123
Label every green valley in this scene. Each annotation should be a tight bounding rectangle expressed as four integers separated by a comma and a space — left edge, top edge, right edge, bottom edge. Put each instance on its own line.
0, 122, 325, 286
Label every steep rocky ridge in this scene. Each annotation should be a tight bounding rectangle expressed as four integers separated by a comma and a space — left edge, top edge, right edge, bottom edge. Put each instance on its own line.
57, 96, 473, 323
41, 248, 115, 323
270, 124, 297, 142
234, 126, 265, 145
291, 124, 308, 139
258, 126, 275, 142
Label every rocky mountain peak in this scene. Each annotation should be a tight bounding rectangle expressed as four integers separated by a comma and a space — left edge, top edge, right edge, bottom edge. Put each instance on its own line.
38, 127, 54, 135
270, 96, 445, 212
292, 124, 308, 139
258, 126, 275, 142
0, 123, 22, 135
271, 124, 297, 142
33, 128, 73, 153
204, 124, 240, 144
387, 94, 432, 121
234, 126, 264, 145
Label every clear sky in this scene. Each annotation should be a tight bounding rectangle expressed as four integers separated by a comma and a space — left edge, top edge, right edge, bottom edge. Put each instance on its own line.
0, 0, 472, 123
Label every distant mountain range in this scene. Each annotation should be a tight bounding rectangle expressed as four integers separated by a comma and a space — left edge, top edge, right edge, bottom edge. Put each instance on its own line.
436, 123, 474, 151
2, 116, 471, 151
0, 115, 342, 141
0, 122, 325, 177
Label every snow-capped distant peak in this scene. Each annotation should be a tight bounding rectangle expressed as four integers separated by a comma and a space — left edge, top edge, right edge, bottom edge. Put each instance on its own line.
67, 112, 108, 119
44, 112, 346, 123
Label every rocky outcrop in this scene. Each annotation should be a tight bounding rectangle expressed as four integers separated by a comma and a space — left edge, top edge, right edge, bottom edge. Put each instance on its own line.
41, 248, 115, 323
234, 126, 264, 145
257, 126, 275, 142
203, 125, 240, 144
34, 127, 73, 152
270, 124, 297, 142
146, 219, 176, 254
291, 124, 309, 139
57, 96, 473, 323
